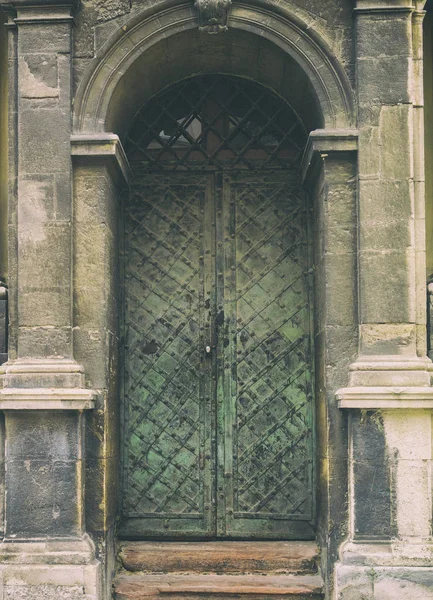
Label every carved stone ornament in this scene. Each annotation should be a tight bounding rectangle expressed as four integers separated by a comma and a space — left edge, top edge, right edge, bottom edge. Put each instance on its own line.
194, 0, 232, 34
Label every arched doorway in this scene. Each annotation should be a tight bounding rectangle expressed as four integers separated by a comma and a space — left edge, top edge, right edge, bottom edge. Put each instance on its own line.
120, 74, 315, 540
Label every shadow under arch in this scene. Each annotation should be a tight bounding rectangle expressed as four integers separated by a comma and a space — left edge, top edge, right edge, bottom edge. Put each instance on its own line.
73, 0, 356, 136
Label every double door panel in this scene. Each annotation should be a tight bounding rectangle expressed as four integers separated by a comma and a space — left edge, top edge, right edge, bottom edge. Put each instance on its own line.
122, 170, 314, 539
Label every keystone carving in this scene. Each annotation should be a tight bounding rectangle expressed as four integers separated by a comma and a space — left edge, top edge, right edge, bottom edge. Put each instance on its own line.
194, 0, 232, 34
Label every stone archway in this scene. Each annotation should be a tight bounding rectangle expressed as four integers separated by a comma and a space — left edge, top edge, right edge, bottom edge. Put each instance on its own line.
70, 2, 358, 596
72, 1, 355, 135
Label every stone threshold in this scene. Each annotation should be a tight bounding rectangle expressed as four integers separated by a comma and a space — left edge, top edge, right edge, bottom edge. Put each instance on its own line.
119, 541, 319, 575
114, 542, 324, 599
113, 573, 324, 599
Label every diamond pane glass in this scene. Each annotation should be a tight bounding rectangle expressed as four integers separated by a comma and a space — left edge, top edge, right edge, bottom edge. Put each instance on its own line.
125, 75, 307, 170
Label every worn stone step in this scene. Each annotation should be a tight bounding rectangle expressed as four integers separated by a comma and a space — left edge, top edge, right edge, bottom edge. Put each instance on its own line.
113, 573, 324, 600
119, 542, 319, 575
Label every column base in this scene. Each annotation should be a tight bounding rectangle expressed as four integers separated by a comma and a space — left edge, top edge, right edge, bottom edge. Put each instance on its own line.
337, 355, 433, 408
0, 536, 101, 599
347, 356, 433, 387
335, 564, 433, 599
336, 541, 433, 598
0, 358, 96, 409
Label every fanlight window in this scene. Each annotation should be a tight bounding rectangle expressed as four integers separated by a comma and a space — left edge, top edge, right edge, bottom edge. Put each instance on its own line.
125, 75, 307, 170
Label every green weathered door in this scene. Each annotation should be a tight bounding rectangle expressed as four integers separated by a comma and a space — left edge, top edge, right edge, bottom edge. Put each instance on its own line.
216, 171, 314, 539
122, 172, 215, 538
121, 169, 315, 539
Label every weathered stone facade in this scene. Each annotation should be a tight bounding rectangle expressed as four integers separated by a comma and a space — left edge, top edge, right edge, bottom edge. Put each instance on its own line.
0, 0, 432, 598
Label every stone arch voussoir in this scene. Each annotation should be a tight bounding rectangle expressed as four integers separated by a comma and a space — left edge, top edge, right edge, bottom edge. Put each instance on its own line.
73, 0, 356, 134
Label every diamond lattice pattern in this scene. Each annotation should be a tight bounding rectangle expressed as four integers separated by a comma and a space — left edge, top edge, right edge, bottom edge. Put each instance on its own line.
125, 75, 307, 171
123, 174, 208, 519
233, 178, 313, 520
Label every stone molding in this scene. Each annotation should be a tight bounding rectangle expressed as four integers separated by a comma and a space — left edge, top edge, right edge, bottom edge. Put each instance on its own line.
0, 0, 79, 22
337, 386, 433, 409
355, 0, 414, 13
340, 541, 433, 568
71, 133, 131, 188
301, 128, 359, 184
2, 357, 85, 375
0, 0, 79, 10
337, 356, 433, 407
73, 0, 355, 133
1, 358, 86, 387
0, 359, 96, 409
0, 387, 96, 410
0, 536, 96, 565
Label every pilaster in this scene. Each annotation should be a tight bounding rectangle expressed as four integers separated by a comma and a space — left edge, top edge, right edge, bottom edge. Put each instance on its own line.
0, 2, 100, 599
335, 1, 433, 597
302, 129, 359, 596
72, 132, 130, 600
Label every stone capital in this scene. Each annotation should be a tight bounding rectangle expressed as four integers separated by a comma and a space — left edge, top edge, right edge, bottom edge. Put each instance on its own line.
301, 128, 358, 184
0, 0, 79, 9
355, 0, 414, 14
71, 133, 131, 188
0, 0, 79, 21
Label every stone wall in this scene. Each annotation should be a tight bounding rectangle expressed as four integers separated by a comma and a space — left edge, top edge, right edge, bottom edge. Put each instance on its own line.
0, 1, 432, 599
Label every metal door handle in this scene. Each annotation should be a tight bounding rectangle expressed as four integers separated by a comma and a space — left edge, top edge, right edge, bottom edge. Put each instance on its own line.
205, 345, 212, 354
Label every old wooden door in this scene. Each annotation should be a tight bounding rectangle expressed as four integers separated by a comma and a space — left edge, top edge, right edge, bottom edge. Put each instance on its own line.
121, 76, 315, 540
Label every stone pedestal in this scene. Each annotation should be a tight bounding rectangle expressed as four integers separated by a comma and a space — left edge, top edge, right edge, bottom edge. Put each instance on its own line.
335, 404, 433, 599
0, 363, 100, 599
0, 358, 99, 599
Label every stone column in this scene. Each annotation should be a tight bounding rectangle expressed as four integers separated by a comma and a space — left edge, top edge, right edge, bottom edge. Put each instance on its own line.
336, 2, 433, 598
0, 2, 100, 598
